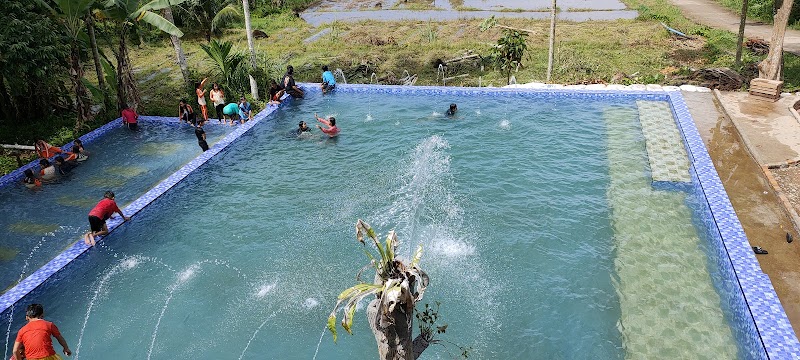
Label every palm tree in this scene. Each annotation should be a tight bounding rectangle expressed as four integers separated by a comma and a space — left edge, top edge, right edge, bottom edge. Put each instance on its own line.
200, 39, 244, 92
242, 0, 258, 99
179, 0, 242, 42
327, 220, 432, 360
103, 0, 186, 111
35, 0, 95, 132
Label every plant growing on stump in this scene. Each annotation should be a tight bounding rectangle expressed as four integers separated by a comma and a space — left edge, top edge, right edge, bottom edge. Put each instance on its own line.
327, 219, 431, 360
480, 16, 530, 85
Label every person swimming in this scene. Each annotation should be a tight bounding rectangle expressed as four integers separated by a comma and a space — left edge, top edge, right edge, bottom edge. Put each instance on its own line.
54, 155, 78, 176
295, 121, 312, 136
445, 103, 457, 116
38, 159, 57, 182
22, 169, 41, 189
315, 113, 339, 138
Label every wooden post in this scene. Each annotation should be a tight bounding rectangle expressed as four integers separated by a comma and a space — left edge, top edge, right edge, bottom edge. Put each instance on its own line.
547, 0, 556, 82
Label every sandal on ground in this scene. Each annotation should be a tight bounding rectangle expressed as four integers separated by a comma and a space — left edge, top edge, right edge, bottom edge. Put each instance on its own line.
752, 246, 768, 255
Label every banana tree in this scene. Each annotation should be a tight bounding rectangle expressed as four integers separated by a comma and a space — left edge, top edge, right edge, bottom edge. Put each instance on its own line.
103, 0, 186, 111
35, 0, 95, 132
327, 220, 431, 360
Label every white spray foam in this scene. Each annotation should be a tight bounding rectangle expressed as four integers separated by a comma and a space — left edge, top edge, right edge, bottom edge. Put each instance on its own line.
499, 119, 512, 130
303, 298, 320, 309
256, 283, 276, 298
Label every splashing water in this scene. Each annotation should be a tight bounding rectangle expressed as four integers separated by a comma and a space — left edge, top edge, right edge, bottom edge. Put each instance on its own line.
75, 256, 145, 359
147, 263, 200, 360
238, 311, 277, 360
499, 119, 512, 130
303, 298, 319, 309
365, 114, 374, 122
4, 236, 49, 358
255, 283, 277, 298
312, 325, 328, 360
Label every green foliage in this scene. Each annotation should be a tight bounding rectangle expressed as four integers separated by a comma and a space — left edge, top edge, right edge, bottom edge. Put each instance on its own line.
200, 39, 246, 94
716, 0, 800, 25
211, 3, 243, 32
0, 0, 71, 121
490, 29, 528, 85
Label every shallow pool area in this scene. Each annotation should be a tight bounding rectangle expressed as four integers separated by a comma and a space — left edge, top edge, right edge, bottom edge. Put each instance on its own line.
0, 86, 797, 359
0, 119, 234, 293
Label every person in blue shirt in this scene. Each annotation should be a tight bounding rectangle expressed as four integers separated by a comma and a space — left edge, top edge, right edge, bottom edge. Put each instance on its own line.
321, 65, 336, 94
238, 97, 252, 123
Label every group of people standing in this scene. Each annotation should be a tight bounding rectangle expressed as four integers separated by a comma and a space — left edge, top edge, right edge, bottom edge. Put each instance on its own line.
185, 78, 253, 128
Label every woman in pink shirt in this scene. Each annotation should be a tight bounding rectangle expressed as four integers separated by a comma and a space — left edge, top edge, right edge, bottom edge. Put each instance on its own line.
315, 113, 339, 138
83, 191, 130, 246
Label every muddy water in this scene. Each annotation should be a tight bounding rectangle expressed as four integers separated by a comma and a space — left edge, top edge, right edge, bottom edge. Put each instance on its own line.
686, 92, 800, 337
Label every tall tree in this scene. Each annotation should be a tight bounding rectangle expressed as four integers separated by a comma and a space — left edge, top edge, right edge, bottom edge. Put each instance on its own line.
86, 13, 106, 92
242, 0, 259, 99
162, 6, 190, 88
759, 0, 794, 80
735, 0, 749, 66
547, 0, 556, 82
36, 0, 95, 132
103, 0, 186, 111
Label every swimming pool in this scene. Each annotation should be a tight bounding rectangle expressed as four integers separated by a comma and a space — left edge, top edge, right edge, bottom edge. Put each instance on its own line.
0, 86, 796, 359
0, 118, 234, 292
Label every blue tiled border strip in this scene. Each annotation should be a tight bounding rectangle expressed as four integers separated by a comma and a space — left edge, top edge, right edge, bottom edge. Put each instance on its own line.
1, 84, 797, 358
0, 102, 284, 314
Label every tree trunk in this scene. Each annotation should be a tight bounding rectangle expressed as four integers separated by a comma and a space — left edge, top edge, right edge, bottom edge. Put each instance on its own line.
162, 7, 190, 89
86, 14, 105, 92
367, 299, 414, 360
735, 0, 749, 66
759, 0, 793, 79
116, 26, 140, 112
546, 0, 557, 82
70, 43, 91, 133
242, 0, 260, 99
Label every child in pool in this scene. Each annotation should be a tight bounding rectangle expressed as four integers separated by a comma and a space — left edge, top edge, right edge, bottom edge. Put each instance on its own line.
22, 169, 41, 189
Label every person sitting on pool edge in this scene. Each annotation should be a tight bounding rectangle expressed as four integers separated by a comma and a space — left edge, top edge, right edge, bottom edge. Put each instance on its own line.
315, 113, 339, 138
238, 97, 252, 124
178, 99, 197, 126
22, 169, 41, 189
84, 191, 130, 246
446, 103, 457, 117
268, 80, 285, 105
321, 65, 336, 94
282, 65, 304, 98
12, 303, 72, 360
223, 102, 240, 126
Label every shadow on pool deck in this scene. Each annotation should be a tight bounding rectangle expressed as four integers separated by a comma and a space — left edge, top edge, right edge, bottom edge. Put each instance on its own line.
685, 91, 800, 338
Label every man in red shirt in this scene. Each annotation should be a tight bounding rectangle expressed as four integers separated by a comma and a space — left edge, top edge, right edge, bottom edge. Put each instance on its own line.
83, 191, 130, 246
12, 304, 71, 360
121, 105, 138, 131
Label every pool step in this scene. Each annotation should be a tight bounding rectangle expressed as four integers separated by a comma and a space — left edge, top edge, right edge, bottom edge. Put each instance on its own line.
636, 101, 691, 185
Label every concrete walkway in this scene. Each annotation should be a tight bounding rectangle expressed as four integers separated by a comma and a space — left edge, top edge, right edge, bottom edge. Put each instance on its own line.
669, 0, 800, 55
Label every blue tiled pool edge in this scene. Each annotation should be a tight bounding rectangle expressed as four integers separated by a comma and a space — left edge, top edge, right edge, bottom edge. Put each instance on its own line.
668, 92, 800, 359
0, 102, 285, 315
1, 85, 797, 358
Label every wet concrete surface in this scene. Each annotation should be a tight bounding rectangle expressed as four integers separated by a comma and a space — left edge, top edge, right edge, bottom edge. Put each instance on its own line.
301, 9, 639, 26
716, 91, 800, 166
685, 91, 800, 337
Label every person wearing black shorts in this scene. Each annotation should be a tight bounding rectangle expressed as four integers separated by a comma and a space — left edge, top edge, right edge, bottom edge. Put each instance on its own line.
84, 191, 130, 246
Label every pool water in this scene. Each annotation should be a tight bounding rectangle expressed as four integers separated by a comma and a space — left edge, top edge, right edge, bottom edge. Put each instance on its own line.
0, 91, 750, 358
0, 120, 233, 293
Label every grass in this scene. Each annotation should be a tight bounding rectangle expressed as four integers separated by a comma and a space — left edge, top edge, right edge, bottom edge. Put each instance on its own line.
3, 0, 799, 175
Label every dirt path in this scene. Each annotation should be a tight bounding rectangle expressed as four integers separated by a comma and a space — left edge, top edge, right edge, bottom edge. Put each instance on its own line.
669, 0, 800, 55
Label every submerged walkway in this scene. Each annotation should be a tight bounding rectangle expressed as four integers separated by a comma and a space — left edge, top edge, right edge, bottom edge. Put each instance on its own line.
668, 0, 800, 55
